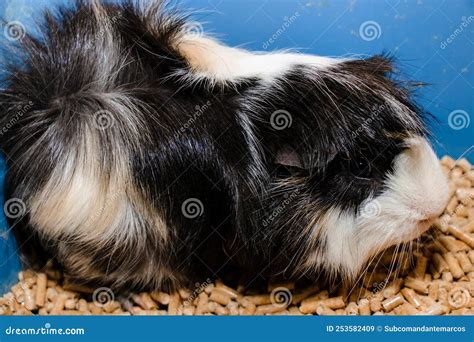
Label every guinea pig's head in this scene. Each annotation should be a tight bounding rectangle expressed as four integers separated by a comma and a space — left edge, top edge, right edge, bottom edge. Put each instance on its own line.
258, 56, 450, 281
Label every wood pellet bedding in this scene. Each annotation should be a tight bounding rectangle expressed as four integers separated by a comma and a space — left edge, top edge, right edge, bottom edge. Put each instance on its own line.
1, 156, 473, 316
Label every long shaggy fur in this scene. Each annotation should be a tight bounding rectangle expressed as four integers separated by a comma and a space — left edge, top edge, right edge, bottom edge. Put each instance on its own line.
0, 0, 449, 291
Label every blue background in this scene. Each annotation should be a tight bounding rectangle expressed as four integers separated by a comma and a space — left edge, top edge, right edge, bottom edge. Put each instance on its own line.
0, 0, 473, 293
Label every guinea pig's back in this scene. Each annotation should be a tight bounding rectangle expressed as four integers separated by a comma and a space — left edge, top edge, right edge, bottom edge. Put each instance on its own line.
0, 1, 260, 291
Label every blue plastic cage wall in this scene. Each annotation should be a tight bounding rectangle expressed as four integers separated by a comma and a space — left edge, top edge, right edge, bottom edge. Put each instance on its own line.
0, 0, 473, 293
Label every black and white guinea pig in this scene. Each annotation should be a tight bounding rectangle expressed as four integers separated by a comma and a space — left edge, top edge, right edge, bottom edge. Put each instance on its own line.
0, 0, 449, 291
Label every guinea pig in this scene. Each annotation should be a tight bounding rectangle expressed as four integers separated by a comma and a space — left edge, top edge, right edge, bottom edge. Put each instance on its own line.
0, 0, 449, 291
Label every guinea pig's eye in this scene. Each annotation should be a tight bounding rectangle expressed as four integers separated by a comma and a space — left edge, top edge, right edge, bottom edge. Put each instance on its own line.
349, 157, 373, 178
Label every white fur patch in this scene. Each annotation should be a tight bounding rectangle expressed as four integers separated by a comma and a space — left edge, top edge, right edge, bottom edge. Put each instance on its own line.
302, 136, 449, 279
28, 95, 168, 245
173, 35, 341, 85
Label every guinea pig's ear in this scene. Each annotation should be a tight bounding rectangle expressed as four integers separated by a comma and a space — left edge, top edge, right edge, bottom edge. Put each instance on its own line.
274, 145, 304, 169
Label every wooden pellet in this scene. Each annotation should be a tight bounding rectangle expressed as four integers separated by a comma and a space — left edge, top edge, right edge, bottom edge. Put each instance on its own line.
463, 220, 474, 233
35, 273, 47, 307
178, 288, 191, 300
404, 277, 429, 294
439, 236, 470, 252
227, 301, 239, 315
382, 279, 403, 298
428, 281, 439, 300
181, 305, 196, 315
447, 225, 474, 248
194, 292, 209, 315
369, 295, 383, 313
442, 272, 454, 282
382, 294, 404, 312
209, 288, 231, 306
345, 302, 358, 315
396, 302, 418, 315
321, 296, 345, 309
50, 294, 67, 314
215, 283, 239, 299
432, 253, 449, 273
358, 299, 371, 315
315, 305, 335, 316
456, 252, 472, 273
139, 293, 157, 310
255, 303, 285, 315
418, 305, 446, 315
444, 252, 464, 278
401, 288, 422, 309
414, 255, 428, 278
446, 197, 458, 215
167, 292, 180, 315
291, 287, 319, 304
240, 297, 256, 315
150, 291, 170, 305
103, 301, 121, 314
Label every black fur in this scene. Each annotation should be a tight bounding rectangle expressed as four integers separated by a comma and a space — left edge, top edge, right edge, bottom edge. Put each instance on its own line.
0, 0, 428, 291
